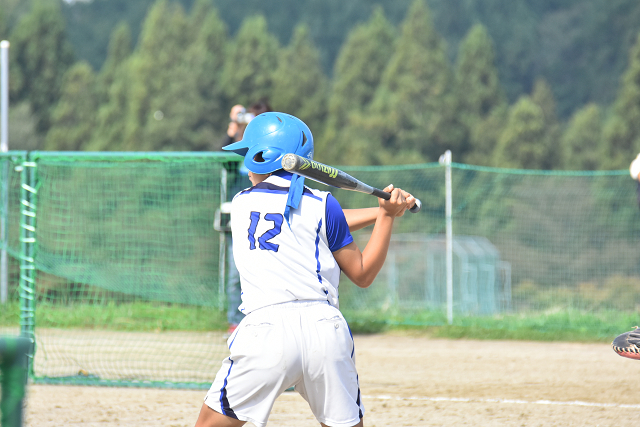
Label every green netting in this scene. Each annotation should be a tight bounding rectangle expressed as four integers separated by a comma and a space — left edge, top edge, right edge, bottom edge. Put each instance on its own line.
26, 152, 239, 387
0, 153, 27, 304
2, 152, 639, 387
33, 152, 235, 307
333, 163, 640, 327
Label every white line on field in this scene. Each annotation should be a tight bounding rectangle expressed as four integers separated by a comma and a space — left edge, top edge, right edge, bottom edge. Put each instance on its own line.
363, 395, 640, 409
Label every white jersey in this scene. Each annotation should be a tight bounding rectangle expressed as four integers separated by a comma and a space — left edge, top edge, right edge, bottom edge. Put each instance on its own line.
230, 171, 353, 314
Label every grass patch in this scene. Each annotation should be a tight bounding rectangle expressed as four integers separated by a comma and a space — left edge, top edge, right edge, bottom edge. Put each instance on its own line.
0, 301, 20, 327
3, 301, 637, 342
2, 301, 227, 332
343, 307, 638, 341
386, 308, 639, 342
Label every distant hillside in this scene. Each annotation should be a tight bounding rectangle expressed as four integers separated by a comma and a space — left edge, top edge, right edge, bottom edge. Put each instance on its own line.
13, 0, 640, 119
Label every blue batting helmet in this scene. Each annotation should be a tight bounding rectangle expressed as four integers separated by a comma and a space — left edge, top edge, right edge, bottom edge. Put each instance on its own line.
222, 112, 313, 174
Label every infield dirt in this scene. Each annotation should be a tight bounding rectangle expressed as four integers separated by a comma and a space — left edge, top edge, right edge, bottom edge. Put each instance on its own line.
25, 332, 638, 426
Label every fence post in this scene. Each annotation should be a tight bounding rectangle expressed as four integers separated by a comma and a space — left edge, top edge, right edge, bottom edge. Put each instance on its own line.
218, 167, 228, 311
1, 40, 9, 305
439, 150, 453, 325
18, 158, 37, 377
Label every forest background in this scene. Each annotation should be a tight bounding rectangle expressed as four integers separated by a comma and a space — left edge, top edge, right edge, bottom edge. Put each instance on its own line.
1, 0, 640, 169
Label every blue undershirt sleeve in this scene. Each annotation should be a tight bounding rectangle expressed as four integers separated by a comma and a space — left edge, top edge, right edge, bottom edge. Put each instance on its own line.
325, 194, 354, 252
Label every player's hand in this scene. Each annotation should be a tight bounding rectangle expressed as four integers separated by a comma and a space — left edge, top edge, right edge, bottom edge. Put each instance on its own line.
395, 189, 416, 217
379, 184, 409, 217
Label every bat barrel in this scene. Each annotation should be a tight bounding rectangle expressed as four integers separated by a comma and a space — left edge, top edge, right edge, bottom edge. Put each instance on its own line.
282, 153, 422, 213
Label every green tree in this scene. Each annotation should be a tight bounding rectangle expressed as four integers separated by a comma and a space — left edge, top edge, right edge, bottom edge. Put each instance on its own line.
127, 0, 204, 151
7, 102, 42, 150
271, 24, 328, 136
9, 0, 75, 133
469, 0, 537, 101
602, 32, 640, 169
530, 78, 562, 168
89, 0, 200, 151
318, 6, 396, 164
87, 63, 130, 151
367, 0, 459, 162
464, 104, 508, 167
221, 15, 279, 106
96, 22, 132, 104
45, 61, 97, 151
0, 5, 6, 39
456, 24, 504, 124
455, 23, 506, 165
89, 0, 229, 152
531, 78, 559, 128
182, 4, 229, 149
561, 103, 602, 170
494, 96, 553, 169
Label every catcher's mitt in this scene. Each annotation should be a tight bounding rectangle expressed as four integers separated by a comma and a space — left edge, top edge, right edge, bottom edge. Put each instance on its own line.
612, 326, 640, 360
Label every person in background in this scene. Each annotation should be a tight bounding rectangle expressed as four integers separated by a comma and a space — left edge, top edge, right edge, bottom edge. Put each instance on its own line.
222, 100, 272, 336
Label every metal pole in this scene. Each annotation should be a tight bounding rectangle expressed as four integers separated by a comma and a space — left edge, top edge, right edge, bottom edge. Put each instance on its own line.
439, 150, 453, 325
218, 167, 227, 310
1, 40, 9, 304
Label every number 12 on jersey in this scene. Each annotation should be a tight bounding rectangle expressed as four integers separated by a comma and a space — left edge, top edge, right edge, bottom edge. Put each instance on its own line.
247, 212, 283, 252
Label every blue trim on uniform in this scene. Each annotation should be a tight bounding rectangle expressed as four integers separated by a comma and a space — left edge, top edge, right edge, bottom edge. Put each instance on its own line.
315, 219, 323, 284
356, 374, 363, 419
325, 194, 353, 252
346, 323, 363, 419
219, 334, 239, 419
347, 322, 355, 358
238, 182, 322, 201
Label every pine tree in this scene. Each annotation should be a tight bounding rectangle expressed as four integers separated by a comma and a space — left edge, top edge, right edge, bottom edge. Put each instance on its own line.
530, 78, 558, 128
129, 0, 203, 151
456, 23, 506, 164
183, 4, 229, 150
464, 104, 508, 167
327, 7, 395, 128
87, 62, 130, 151
561, 103, 602, 170
97, 22, 132, 104
45, 61, 97, 151
456, 24, 505, 125
0, 6, 6, 40
89, 0, 204, 151
9, 0, 75, 133
271, 24, 328, 136
530, 78, 562, 169
318, 6, 395, 164
367, 0, 459, 162
494, 96, 551, 169
221, 15, 279, 106
602, 32, 640, 169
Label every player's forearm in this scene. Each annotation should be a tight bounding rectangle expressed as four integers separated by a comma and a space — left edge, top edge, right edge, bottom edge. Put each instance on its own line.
343, 207, 378, 232
354, 212, 395, 288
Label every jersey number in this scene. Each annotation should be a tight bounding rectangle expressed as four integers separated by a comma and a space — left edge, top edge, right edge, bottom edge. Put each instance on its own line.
248, 212, 283, 252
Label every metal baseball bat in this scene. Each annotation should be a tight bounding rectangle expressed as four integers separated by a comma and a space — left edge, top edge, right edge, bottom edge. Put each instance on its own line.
281, 153, 422, 213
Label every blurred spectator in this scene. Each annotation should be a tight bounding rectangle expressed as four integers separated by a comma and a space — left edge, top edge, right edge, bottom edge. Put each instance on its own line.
221, 99, 272, 336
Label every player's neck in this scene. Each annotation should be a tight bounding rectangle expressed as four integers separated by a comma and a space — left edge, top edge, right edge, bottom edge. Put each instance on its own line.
249, 171, 272, 186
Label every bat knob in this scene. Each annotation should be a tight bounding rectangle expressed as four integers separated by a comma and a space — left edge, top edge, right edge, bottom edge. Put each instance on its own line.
409, 198, 422, 213
281, 153, 298, 171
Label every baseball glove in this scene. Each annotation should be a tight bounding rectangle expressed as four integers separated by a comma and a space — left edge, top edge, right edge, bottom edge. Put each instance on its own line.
612, 326, 640, 360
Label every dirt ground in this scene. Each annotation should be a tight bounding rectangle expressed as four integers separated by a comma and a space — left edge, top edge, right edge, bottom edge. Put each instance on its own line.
24, 332, 640, 427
